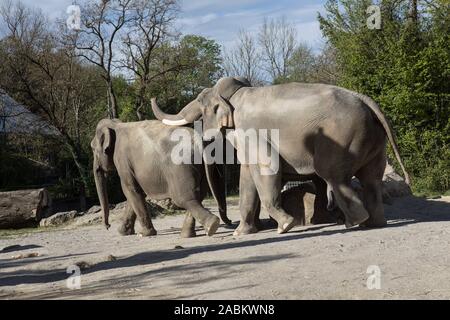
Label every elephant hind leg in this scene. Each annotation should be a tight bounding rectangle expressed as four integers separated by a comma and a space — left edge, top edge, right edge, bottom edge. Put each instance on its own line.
314, 140, 369, 228
328, 182, 370, 228
121, 181, 157, 237
356, 151, 387, 228
183, 201, 219, 236
315, 166, 369, 227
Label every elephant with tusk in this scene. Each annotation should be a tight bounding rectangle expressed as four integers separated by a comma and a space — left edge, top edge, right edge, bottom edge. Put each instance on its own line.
91, 118, 230, 238
151, 77, 410, 236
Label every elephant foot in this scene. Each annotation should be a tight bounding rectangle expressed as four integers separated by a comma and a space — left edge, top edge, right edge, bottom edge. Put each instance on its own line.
118, 225, 135, 236
343, 203, 370, 228
180, 228, 196, 238
360, 216, 387, 228
277, 216, 296, 234
220, 211, 233, 226
139, 227, 157, 237
233, 222, 258, 236
221, 217, 233, 226
344, 213, 369, 228
204, 216, 220, 236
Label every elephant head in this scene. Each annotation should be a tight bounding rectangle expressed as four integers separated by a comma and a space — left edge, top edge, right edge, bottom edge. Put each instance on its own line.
151, 77, 250, 226
90, 119, 121, 230
151, 77, 251, 140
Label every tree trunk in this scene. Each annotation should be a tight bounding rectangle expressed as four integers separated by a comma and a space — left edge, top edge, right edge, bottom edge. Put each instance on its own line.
107, 80, 118, 119
0, 189, 51, 229
63, 137, 90, 211
135, 81, 148, 121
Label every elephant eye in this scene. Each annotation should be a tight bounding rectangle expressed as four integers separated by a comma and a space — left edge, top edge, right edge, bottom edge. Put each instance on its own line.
213, 104, 219, 112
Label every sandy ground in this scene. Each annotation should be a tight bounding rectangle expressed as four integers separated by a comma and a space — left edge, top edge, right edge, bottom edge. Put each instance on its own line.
1, 195, 450, 300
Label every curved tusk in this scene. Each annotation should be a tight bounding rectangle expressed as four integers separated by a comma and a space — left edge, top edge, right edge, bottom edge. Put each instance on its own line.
162, 119, 189, 126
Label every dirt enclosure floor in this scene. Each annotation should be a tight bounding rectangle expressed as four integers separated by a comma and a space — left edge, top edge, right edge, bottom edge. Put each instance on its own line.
1, 195, 450, 300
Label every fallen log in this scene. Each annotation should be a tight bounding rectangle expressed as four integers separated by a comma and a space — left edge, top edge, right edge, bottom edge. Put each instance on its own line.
0, 188, 51, 229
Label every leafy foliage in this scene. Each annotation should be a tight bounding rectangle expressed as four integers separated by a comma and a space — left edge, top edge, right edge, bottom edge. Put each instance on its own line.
318, 0, 450, 193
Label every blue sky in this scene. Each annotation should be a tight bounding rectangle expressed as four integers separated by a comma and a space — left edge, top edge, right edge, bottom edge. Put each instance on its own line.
18, 0, 327, 51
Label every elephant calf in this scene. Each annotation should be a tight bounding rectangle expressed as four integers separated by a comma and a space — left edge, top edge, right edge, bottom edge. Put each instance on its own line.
91, 119, 229, 238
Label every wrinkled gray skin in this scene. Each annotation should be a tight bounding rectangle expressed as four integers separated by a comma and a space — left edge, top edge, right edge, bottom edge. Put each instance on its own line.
152, 77, 410, 236
91, 119, 229, 238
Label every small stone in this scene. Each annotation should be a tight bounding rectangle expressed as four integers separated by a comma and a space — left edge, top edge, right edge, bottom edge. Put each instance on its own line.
105, 254, 117, 262
11, 252, 40, 260
75, 261, 92, 270
174, 245, 184, 250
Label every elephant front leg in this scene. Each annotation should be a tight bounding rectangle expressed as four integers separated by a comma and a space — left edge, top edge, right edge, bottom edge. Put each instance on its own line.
121, 181, 157, 237
180, 212, 196, 238
234, 165, 261, 236
250, 164, 296, 234
118, 202, 137, 236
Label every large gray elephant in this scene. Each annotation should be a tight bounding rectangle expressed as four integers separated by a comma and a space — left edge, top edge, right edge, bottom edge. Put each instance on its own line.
91, 119, 229, 238
151, 77, 410, 236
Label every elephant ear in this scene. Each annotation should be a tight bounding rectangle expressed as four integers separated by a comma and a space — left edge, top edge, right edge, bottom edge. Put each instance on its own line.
100, 127, 116, 155
214, 77, 251, 100
217, 95, 235, 128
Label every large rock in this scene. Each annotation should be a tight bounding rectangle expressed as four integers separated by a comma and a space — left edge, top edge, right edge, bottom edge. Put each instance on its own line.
39, 198, 185, 228
382, 162, 412, 203
281, 183, 316, 226
148, 198, 182, 211
0, 188, 51, 229
73, 203, 124, 227
39, 210, 78, 227
84, 205, 102, 215
351, 161, 412, 204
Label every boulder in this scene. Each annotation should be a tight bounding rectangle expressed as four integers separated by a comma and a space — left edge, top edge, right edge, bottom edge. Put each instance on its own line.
0, 188, 51, 229
84, 205, 102, 215
351, 161, 412, 204
39, 210, 78, 227
382, 162, 412, 203
148, 198, 182, 211
281, 186, 316, 225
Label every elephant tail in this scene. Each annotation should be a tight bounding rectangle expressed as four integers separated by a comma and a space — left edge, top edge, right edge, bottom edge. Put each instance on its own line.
343, 89, 411, 185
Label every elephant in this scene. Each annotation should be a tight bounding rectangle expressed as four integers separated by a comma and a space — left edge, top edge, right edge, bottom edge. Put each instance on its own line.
151, 77, 410, 236
91, 118, 230, 238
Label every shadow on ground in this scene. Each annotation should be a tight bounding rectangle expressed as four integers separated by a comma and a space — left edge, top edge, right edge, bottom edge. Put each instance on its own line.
1, 195, 449, 298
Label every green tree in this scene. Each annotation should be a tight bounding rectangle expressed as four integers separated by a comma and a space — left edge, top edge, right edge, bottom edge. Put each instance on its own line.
145, 35, 223, 115
0, 2, 106, 207
318, 0, 450, 193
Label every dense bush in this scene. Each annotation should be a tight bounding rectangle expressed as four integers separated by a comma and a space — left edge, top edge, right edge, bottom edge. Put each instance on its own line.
318, 0, 450, 194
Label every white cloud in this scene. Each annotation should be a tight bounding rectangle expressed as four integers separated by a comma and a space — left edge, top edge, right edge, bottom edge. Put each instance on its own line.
178, 13, 219, 27
178, 1, 326, 51
10, 0, 327, 51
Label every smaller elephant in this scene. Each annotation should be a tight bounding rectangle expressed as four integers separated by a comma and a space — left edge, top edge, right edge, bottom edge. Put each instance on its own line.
91, 119, 229, 238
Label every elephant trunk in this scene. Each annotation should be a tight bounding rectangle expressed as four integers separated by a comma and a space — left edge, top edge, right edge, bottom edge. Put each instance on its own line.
204, 155, 231, 226
93, 158, 111, 230
151, 98, 202, 126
